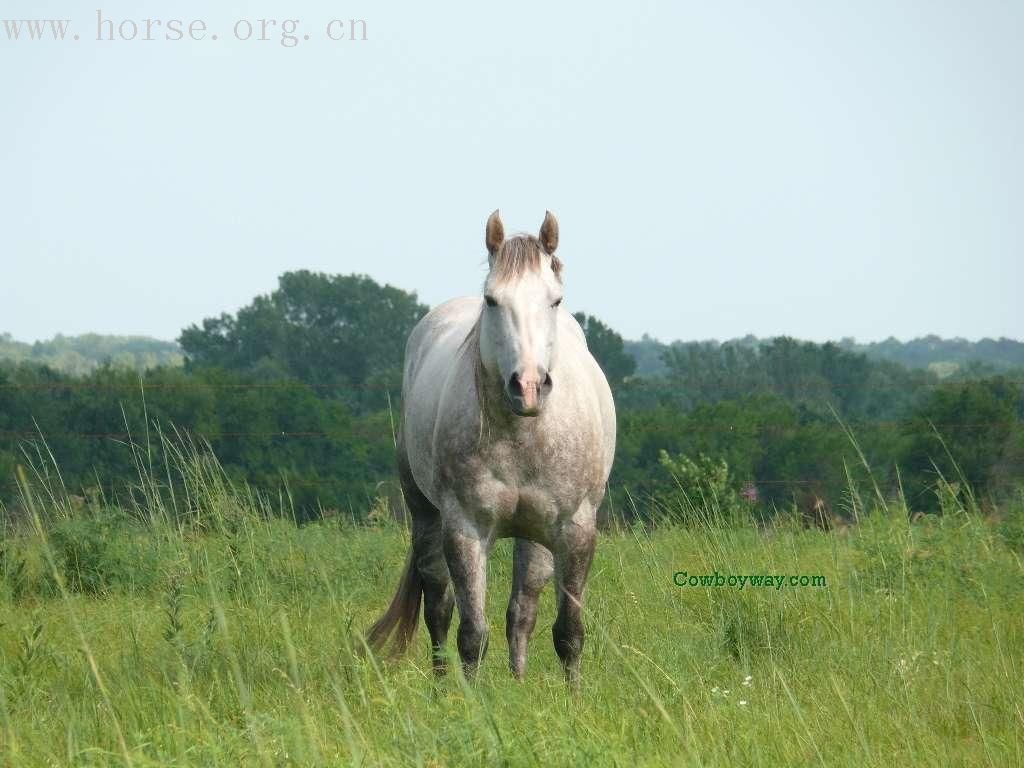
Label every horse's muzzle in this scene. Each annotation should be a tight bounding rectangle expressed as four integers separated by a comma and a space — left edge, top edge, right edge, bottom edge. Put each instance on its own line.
505, 371, 553, 417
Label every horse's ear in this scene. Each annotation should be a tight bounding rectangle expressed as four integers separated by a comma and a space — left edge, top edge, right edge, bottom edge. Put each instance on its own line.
539, 210, 559, 254
485, 210, 504, 256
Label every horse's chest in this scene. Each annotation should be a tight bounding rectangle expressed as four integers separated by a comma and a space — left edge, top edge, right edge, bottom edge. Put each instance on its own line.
483, 443, 551, 499
437, 424, 601, 538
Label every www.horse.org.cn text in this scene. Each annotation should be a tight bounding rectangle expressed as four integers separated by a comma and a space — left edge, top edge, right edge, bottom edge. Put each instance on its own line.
1, 12, 369, 48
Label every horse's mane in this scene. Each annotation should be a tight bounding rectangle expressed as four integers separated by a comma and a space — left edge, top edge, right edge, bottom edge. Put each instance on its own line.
457, 310, 490, 444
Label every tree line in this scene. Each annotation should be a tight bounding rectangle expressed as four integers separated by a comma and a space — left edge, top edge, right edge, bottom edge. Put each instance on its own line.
2, 271, 1021, 522
626, 333, 1024, 378
0, 332, 182, 375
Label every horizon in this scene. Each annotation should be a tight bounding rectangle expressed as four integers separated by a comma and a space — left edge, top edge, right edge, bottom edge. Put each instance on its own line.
2, 1, 1021, 344
4, 316, 1023, 350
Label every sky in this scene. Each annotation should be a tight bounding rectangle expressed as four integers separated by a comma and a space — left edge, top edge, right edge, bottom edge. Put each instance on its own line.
1, 0, 1021, 345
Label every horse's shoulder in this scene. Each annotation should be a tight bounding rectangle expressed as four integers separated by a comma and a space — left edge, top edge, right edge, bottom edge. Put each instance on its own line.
556, 310, 608, 394
555, 310, 616, 471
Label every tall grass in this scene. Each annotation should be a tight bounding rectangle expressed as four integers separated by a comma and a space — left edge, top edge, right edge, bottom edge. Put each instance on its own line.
0, 434, 1021, 766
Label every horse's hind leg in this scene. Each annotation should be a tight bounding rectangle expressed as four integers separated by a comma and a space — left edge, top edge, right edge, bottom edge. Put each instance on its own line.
400, 456, 454, 674
413, 514, 455, 675
506, 539, 553, 679
552, 512, 598, 686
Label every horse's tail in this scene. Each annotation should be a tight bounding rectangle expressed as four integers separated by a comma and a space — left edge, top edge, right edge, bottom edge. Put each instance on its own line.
365, 547, 422, 658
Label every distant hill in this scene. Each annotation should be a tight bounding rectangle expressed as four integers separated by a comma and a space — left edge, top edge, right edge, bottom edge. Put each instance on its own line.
838, 336, 1024, 377
5, 327, 1022, 380
625, 334, 1024, 378
0, 333, 183, 375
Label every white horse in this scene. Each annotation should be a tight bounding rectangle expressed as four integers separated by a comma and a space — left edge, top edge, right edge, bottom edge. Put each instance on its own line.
367, 211, 616, 683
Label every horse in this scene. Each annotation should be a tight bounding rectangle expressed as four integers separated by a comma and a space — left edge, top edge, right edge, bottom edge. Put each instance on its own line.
366, 210, 616, 684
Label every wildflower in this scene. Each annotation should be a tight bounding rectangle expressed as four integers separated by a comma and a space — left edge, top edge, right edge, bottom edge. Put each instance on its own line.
742, 675, 753, 687
739, 700, 748, 706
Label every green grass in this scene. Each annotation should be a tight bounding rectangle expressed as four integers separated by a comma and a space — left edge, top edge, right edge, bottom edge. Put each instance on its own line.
0, 445, 1022, 766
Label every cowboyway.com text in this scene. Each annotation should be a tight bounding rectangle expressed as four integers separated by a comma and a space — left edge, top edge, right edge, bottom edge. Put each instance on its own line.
673, 571, 827, 590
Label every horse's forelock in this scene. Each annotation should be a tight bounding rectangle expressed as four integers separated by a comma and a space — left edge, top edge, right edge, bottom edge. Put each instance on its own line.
490, 235, 562, 285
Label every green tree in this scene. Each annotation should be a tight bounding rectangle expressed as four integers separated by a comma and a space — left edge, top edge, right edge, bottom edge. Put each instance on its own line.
179, 272, 428, 396
900, 377, 1022, 510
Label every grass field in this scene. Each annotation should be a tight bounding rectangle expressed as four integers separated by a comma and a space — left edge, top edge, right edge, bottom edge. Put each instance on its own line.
0, 446, 1022, 767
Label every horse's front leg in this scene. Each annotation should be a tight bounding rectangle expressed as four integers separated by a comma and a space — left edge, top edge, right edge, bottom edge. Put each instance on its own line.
442, 515, 491, 677
551, 508, 597, 686
506, 538, 553, 679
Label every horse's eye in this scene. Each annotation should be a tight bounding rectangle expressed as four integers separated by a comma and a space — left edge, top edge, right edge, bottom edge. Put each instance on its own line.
484, 295, 498, 307
552, 298, 563, 308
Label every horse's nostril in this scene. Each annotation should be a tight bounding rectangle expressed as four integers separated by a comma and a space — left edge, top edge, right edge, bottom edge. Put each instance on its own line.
543, 373, 553, 390
509, 372, 523, 395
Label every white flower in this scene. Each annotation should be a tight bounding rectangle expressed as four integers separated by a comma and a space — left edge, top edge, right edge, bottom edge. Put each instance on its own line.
739, 700, 748, 706
742, 675, 753, 687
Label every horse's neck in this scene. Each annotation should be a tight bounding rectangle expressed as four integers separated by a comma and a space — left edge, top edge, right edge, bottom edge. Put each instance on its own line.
470, 338, 507, 430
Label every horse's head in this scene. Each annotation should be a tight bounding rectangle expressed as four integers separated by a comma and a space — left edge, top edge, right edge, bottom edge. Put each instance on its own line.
478, 210, 563, 417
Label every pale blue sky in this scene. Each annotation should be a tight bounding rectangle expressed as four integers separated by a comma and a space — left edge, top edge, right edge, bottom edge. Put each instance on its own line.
1, 0, 1021, 344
